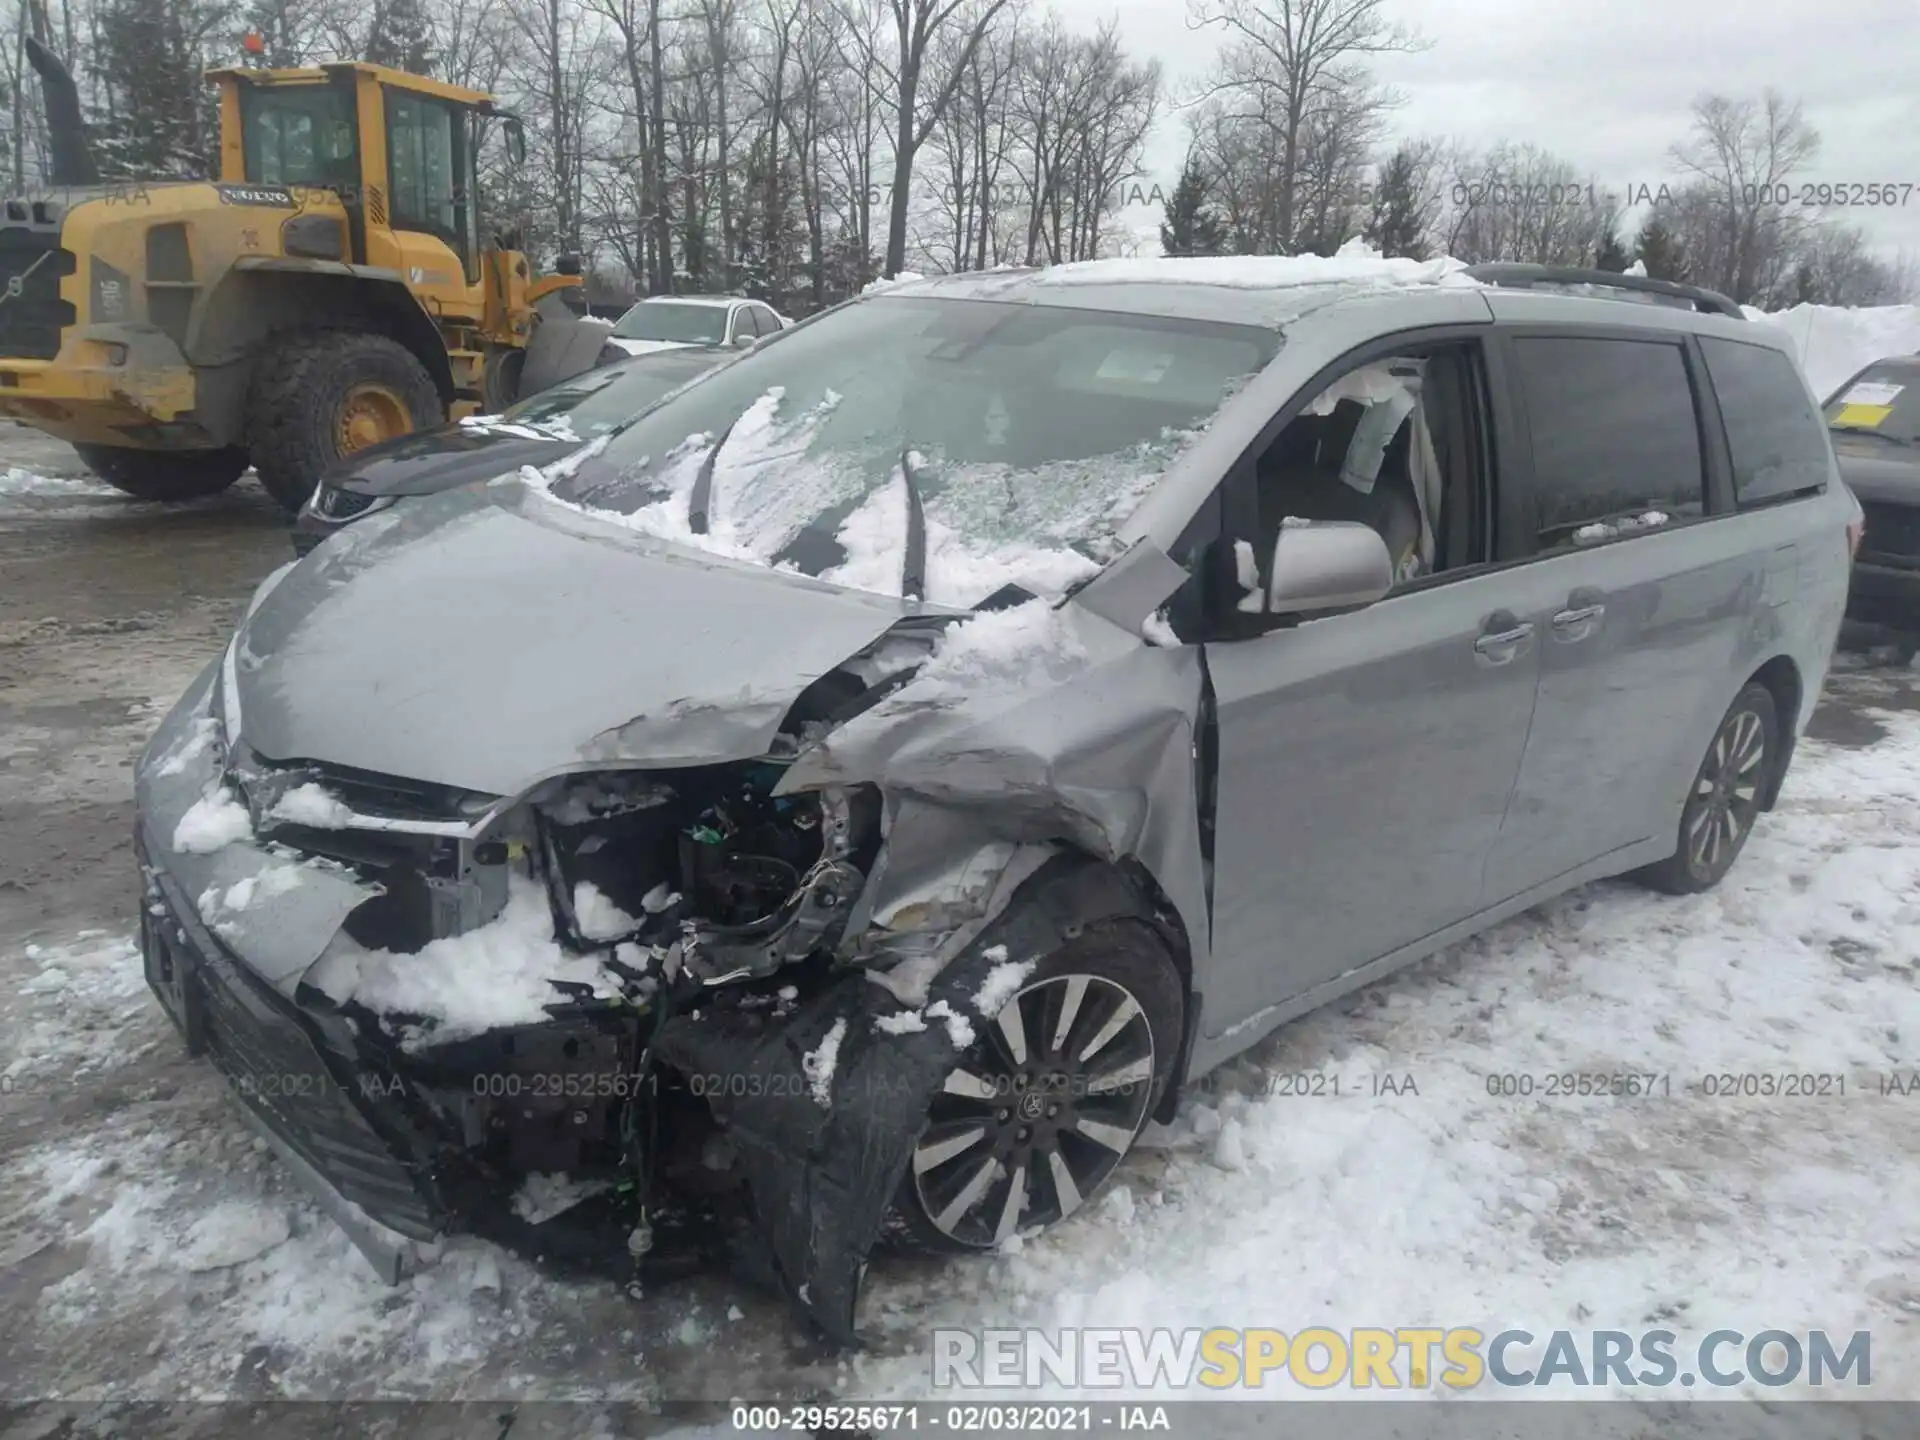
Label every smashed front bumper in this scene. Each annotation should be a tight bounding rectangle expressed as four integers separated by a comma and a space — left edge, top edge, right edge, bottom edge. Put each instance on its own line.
138, 828, 446, 1280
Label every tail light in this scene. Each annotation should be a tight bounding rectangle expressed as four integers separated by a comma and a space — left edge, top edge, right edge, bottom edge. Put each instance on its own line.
1847, 517, 1865, 558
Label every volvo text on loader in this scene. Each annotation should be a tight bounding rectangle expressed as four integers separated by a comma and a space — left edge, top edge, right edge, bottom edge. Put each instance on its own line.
0, 37, 607, 508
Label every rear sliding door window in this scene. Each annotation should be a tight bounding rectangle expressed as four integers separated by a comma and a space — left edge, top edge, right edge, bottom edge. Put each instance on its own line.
1514, 336, 1705, 550
1700, 338, 1831, 506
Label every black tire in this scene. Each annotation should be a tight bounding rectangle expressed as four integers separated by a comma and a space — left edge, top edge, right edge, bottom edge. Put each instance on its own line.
482, 348, 526, 411
73, 443, 246, 502
886, 918, 1183, 1255
1636, 682, 1780, 895
247, 330, 444, 512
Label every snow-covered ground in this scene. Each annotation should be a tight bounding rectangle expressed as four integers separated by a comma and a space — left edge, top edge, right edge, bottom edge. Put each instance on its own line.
2, 294, 1918, 1414
1748, 303, 1920, 400
4, 659, 1916, 1405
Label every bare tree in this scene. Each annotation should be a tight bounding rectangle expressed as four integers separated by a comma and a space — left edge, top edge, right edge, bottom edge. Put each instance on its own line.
922, 4, 1020, 271
1669, 89, 1820, 305
870, 0, 1013, 276
1439, 142, 1617, 268
505, 0, 601, 257
1187, 0, 1422, 252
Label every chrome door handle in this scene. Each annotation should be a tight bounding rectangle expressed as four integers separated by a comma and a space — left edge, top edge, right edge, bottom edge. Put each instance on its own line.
1552, 603, 1606, 628
1473, 622, 1534, 662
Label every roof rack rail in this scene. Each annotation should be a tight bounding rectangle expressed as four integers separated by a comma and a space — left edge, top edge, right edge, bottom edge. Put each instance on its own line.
1464, 263, 1745, 320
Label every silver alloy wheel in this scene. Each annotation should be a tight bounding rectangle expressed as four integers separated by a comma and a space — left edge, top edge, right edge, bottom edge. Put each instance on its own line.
912, 972, 1157, 1248
1687, 703, 1768, 873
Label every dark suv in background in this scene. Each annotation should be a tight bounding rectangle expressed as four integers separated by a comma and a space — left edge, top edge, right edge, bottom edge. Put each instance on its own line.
1827, 355, 1920, 662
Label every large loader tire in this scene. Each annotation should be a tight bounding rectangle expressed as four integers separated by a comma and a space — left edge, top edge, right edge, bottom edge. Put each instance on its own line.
481, 348, 526, 412
74, 443, 247, 502
247, 330, 444, 513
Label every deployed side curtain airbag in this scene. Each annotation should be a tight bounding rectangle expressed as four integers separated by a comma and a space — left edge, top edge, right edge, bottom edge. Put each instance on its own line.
1338, 386, 1417, 496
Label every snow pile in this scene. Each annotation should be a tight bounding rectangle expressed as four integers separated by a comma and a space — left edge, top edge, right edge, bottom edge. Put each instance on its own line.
874, 1008, 930, 1036
912, 600, 1089, 697
5, 933, 152, 1098
171, 785, 252, 854
923, 999, 976, 1049
573, 881, 639, 941
972, 950, 1035, 1017
0, 466, 118, 498
269, 782, 353, 829
864, 271, 928, 294
1030, 237, 1477, 294
1746, 303, 1920, 399
311, 875, 624, 1043
175, 1201, 293, 1272
803, 1017, 849, 1107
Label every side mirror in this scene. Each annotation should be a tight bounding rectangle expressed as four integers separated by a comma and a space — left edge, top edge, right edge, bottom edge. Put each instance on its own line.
733, 333, 758, 349
503, 116, 527, 167
1260, 520, 1394, 616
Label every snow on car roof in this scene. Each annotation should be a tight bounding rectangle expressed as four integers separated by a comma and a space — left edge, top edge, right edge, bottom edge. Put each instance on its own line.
868, 239, 1483, 328
635, 295, 740, 308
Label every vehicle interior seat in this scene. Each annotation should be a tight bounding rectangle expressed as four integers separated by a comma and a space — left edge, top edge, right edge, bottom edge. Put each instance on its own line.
1251, 384, 1433, 591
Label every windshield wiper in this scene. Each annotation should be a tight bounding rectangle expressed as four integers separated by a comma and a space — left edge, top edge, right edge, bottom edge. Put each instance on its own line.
899, 449, 929, 601
688, 419, 740, 534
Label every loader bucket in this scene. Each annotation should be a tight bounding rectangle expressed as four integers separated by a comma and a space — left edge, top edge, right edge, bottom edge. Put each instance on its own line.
516, 292, 615, 400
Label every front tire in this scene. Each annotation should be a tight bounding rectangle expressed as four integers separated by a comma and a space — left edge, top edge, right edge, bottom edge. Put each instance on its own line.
1636, 682, 1779, 895
73, 443, 246, 502
888, 919, 1183, 1254
247, 330, 444, 512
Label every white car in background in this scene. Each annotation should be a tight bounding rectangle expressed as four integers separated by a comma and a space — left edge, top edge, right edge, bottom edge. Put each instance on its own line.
603, 295, 790, 358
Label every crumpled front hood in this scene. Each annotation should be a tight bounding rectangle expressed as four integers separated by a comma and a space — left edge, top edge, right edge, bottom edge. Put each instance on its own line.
232, 482, 933, 795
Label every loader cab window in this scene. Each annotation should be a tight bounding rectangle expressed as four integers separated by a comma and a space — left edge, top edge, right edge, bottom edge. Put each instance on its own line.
385, 89, 472, 274
241, 84, 358, 191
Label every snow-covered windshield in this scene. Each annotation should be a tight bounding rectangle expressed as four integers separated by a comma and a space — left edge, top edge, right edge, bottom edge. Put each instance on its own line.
553, 296, 1279, 605
611, 301, 732, 345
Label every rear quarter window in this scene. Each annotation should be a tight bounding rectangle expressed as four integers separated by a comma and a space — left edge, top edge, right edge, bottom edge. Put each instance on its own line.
1512, 336, 1705, 549
1700, 338, 1831, 507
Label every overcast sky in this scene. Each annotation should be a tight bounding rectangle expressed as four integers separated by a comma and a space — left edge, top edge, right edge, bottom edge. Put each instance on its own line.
1062, 0, 1920, 259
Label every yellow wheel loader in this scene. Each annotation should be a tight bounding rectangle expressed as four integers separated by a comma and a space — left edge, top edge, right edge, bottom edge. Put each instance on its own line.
0, 37, 609, 508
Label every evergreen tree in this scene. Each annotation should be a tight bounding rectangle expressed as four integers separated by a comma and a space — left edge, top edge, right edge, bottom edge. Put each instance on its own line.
365, 0, 435, 74
1160, 156, 1227, 257
1634, 214, 1689, 282
1593, 228, 1630, 272
88, 0, 222, 178
1363, 145, 1430, 260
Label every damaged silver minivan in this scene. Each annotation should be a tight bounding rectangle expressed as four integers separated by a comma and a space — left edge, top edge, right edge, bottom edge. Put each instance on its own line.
134, 257, 1854, 1341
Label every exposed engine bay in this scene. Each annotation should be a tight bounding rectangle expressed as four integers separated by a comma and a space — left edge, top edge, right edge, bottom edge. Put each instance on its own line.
135, 566, 1198, 1345
258, 752, 888, 1284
